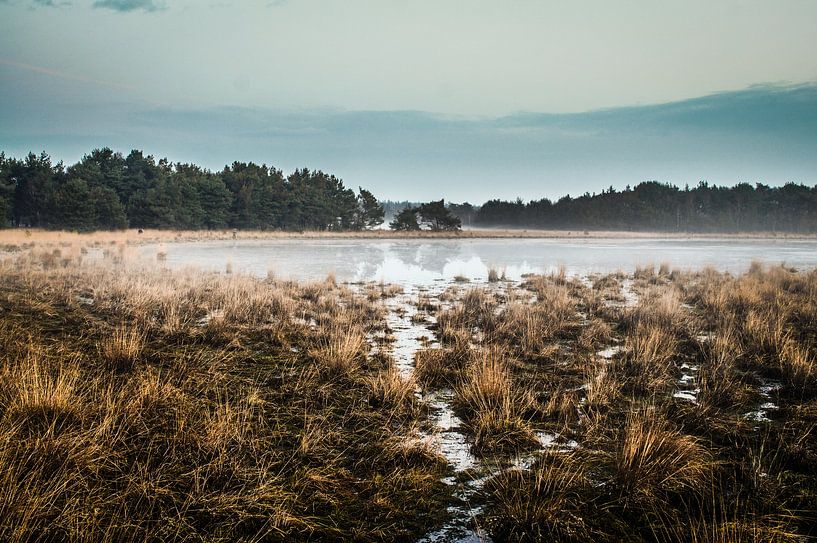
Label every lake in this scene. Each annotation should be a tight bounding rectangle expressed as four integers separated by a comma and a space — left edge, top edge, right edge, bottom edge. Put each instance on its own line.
142, 237, 817, 285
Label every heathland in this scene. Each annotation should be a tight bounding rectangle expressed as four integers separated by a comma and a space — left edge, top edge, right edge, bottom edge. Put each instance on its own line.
1, 237, 816, 541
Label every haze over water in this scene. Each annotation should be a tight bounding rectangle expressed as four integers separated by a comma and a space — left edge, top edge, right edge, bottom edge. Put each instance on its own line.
144, 238, 817, 285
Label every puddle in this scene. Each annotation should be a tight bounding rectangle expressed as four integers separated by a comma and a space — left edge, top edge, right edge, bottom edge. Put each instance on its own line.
745, 380, 782, 422
673, 390, 700, 403
361, 271, 687, 541
620, 278, 639, 307
425, 389, 477, 473
597, 345, 622, 359
383, 288, 441, 376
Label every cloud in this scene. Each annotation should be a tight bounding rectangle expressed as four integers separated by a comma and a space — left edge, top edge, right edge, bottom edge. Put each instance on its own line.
32, 0, 71, 6
0, 57, 134, 90
1, 81, 815, 201
0, 0, 72, 6
92, 0, 164, 12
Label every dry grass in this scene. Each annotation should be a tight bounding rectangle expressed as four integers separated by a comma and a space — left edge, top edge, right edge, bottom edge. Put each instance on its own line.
367, 366, 418, 413
780, 340, 816, 393
3, 241, 817, 541
0, 353, 82, 435
99, 324, 145, 372
482, 450, 619, 542
455, 349, 516, 415
583, 364, 621, 413
428, 264, 817, 541
614, 322, 679, 396
0, 252, 450, 542
628, 285, 687, 330
454, 349, 538, 454
309, 323, 368, 375
414, 346, 470, 387
487, 267, 506, 282
606, 406, 714, 508
492, 303, 563, 358
1, 228, 811, 254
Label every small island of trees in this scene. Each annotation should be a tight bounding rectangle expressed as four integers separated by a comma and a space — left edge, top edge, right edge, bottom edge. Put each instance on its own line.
389, 200, 462, 231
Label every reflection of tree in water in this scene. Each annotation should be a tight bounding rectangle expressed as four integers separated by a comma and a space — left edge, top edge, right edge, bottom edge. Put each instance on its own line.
153, 238, 817, 283
387, 241, 474, 275
349, 244, 388, 282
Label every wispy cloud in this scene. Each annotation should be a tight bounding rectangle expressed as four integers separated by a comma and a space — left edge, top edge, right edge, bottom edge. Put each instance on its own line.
92, 0, 164, 12
32, 0, 72, 6
0, 57, 134, 90
0, 0, 72, 7
1, 82, 815, 201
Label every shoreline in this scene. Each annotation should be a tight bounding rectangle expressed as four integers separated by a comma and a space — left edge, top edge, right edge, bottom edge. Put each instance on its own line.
2, 228, 817, 248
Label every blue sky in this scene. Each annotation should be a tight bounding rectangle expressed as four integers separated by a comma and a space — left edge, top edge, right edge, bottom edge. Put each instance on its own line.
1, 0, 816, 202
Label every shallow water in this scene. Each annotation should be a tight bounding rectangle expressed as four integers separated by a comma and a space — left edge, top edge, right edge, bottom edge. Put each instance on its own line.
143, 237, 817, 284
141, 236, 813, 542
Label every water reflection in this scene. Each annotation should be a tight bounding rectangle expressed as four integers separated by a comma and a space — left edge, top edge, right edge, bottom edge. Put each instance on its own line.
143, 238, 817, 284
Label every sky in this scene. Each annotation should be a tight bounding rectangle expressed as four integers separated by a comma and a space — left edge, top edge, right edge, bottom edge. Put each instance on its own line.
1, 0, 816, 202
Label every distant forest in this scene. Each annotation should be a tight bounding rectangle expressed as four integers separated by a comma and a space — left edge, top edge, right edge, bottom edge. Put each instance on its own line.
2, 149, 816, 232
0, 149, 384, 231
473, 182, 817, 232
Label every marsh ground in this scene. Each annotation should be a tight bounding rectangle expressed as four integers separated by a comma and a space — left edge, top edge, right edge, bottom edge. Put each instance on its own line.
1, 238, 816, 542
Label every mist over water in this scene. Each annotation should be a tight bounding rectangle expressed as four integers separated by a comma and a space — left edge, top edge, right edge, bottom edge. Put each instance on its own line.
143, 238, 817, 284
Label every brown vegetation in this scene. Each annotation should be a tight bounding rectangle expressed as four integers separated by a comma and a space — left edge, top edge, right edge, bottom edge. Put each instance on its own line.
415, 264, 817, 541
0, 252, 448, 542
1, 242, 816, 542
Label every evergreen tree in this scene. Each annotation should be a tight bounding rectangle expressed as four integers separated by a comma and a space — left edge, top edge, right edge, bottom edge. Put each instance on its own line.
51, 178, 97, 230
0, 153, 14, 227
417, 200, 461, 231
69, 148, 126, 196
13, 152, 59, 227
357, 187, 385, 228
49, 179, 127, 231
3, 146, 816, 233
90, 186, 128, 229
389, 207, 421, 231
195, 174, 232, 229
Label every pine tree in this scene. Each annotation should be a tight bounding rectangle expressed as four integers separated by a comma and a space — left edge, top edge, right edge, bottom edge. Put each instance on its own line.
389, 207, 421, 231
417, 200, 461, 231
357, 187, 385, 229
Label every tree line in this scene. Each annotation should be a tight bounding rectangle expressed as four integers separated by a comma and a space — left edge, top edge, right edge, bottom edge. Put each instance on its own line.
3, 149, 815, 233
474, 181, 817, 232
0, 149, 384, 231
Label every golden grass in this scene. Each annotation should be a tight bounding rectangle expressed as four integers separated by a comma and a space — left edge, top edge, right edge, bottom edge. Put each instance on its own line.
414, 346, 470, 387
455, 349, 516, 415
0, 353, 82, 435
482, 450, 612, 542
0, 252, 449, 542
3, 239, 817, 541
367, 366, 418, 413
425, 264, 817, 541
629, 285, 687, 330
607, 406, 714, 507
308, 323, 367, 375
99, 324, 145, 372
583, 364, 621, 413
454, 349, 538, 454
614, 322, 679, 396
